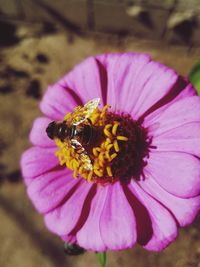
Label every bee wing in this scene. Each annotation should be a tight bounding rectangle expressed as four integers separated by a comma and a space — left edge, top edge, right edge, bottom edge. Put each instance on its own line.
68, 98, 100, 126
83, 98, 100, 115
71, 139, 93, 171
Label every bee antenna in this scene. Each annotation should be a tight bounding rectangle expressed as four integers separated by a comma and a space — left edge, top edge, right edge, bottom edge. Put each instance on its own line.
46, 121, 56, 139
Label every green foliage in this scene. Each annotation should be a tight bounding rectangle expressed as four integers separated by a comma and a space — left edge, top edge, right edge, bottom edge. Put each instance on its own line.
96, 252, 106, 267
189, 60, 200, 95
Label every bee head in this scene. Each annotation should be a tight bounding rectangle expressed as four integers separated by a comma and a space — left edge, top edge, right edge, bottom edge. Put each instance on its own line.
46, 121, 56, 140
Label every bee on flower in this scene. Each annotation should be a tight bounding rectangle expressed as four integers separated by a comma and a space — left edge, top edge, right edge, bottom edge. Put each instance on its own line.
21, 53, 200, 252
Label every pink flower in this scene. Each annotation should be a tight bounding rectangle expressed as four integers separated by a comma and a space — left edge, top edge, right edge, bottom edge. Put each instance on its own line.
21, 53, 200, 252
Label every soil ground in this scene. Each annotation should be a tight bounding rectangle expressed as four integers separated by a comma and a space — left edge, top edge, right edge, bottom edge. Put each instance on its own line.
0, 23, 200, 267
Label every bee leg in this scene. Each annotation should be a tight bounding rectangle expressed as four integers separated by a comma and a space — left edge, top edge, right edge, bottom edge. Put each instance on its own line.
70, 139, 77, 149
87, 118, 92, 125
71, 139, 84, 153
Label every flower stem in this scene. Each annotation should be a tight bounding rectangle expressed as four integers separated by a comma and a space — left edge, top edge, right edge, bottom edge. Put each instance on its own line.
96, 252, 106, 267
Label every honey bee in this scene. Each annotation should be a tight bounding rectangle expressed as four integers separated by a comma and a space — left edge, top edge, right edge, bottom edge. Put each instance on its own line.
46, 98, 100, 171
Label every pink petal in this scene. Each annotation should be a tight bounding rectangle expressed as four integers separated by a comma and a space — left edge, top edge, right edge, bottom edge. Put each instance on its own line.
97, 53, 178, 119
139, 175, 200, 227
129, 181, 177, 251
27, 168, 78, 214
152, 122, 200, 157
44, 181, 93, 236
130, 62, 177, 119
29, 117, 55, 147
100, 182, 137, 250
99, 53, 151, 113
62, 56, 108, 107
76, 185, 109, 251
143, 83, 196, 123
21, 147, 59, 185
146, 151, 200, 198
40, 84, 78, 120
145, 96, 200, 136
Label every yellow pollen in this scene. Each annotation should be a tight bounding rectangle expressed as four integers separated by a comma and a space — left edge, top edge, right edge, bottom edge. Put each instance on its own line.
112, 122, 120, 135
87, 171, 93, 182
117, 135, 128, 141
107, 143, 113, 151
105, 151, 111, 160
113, 140, 120, 152
100, 104, 111, 118
94, 168, 103, 177
92, 148, 99, 157
106, 166, 113, 177
105, 137, 111, 147
105, 124, 112, 129
104, 124, 112, 138
55, 102, 128, 183
99, 152, 105, 162
110, 153, 117, 161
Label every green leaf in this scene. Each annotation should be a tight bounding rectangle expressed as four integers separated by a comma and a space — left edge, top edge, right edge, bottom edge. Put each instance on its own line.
96, 252, 106, 267
189, 60, 200, 95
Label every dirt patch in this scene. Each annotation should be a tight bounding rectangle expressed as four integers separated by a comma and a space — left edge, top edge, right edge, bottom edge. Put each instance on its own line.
0, 24, 199, 267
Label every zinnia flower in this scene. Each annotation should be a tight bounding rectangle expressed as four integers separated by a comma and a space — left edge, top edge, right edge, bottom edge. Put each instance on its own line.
21, 53, 200, 252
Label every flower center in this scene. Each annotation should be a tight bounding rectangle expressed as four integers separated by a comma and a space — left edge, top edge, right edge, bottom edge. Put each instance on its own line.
55, 103, 150, 185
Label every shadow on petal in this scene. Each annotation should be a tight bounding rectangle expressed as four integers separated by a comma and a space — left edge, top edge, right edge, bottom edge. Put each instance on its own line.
59, 85, 84, 107
95, 58, 108, 106
69, 184, 97, 236
122, 184, 153, 246
139, 76, 188, 123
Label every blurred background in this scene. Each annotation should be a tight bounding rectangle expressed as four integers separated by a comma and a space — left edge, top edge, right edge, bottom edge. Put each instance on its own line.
0, 1, 200, 267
